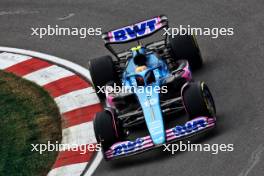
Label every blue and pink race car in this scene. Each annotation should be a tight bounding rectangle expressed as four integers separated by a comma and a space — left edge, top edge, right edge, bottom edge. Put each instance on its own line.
89, 15, 216, 160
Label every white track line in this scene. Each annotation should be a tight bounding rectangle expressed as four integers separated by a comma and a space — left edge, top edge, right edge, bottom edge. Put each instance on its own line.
55, 87, 99, 113
0, 46, 102, 176
61, 122, 97, 146
0, 52, 31, 69
238, 144, 264, 176
23, 65, 74, 86
84, 152, 103, 176
48, 162, 88, 176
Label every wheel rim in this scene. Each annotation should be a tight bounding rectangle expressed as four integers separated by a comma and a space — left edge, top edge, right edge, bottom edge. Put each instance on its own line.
201, 82, 216, 117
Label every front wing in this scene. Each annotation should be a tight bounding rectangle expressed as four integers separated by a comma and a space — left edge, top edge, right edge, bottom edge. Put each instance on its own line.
104, 116, 216, 160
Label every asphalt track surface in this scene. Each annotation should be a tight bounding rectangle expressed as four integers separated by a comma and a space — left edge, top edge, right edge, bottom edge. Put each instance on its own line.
0, 0, 264, 176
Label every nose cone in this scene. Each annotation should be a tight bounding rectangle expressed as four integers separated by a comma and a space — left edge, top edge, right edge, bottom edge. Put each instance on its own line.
153, 136, 166, 144
148, 119, 166, 145
136, 87, 166, 146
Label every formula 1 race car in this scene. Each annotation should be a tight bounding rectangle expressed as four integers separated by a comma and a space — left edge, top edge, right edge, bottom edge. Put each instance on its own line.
89, 15, 216, 160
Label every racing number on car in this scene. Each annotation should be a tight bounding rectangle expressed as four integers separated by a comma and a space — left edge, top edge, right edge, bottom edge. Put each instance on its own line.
144, 98, 158, 107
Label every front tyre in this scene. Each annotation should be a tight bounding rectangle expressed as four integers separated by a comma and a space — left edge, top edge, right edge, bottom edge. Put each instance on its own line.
93, 110, 122, 151
182, 81, 216, 119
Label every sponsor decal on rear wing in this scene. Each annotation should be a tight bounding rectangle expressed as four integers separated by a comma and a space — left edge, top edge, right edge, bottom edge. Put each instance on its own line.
102, 15, 168, 43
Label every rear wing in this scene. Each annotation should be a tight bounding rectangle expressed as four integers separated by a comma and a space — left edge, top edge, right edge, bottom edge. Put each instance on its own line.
102, 15, 168, 44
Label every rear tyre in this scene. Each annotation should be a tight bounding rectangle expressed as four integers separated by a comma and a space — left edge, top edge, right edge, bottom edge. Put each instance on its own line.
169, 34, 203, 70
93, 110, 121, 151
89, 55, 117, 99
182, 82, 216, 119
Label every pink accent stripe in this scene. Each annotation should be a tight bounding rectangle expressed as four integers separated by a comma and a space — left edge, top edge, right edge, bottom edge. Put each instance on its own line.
142, 142, 154, 149
43, 75, 91, 98
5, 58, 52, 76
166, 136, 177, 141
108, 32, 113, 42
62, 104, 102, 128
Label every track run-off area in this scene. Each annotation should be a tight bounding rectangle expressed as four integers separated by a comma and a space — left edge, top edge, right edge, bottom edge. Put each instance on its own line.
0, 0, 264, 175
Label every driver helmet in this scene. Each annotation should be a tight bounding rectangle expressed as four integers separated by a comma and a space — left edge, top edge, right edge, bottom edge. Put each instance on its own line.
131, 46, 148, 84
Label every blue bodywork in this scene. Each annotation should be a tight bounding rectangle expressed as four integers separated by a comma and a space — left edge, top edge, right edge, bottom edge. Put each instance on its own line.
122, 47, 170, 145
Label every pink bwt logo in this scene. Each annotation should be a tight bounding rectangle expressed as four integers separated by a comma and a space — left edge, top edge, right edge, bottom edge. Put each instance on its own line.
109, 17, 162, 42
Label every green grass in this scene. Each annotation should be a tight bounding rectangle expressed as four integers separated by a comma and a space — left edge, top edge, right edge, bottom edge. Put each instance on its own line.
0, 71, 62, 176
